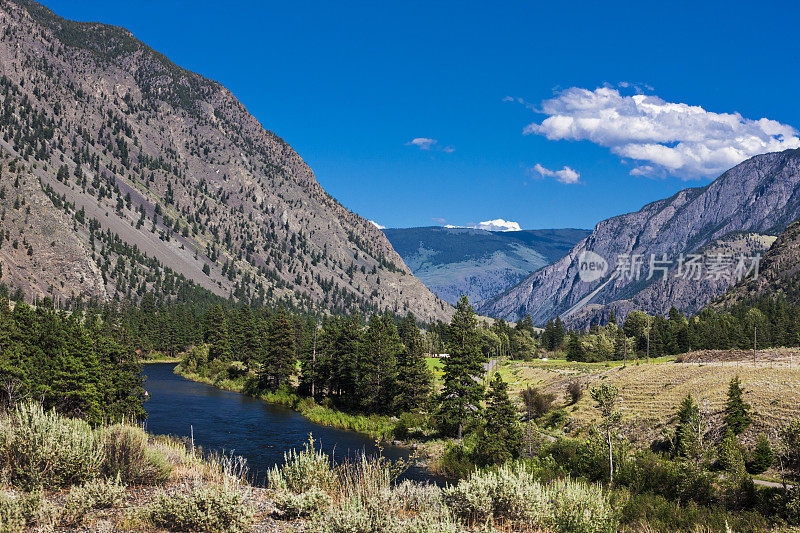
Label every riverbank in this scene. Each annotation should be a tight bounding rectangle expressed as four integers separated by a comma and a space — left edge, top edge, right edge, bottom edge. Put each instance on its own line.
173, 365, 398, 441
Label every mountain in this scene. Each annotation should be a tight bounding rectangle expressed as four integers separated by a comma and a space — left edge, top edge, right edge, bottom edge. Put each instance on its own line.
0, 0, 451, 320
479, 149, 800, 325
382, 227, 589, 305
715, 221, 800, 307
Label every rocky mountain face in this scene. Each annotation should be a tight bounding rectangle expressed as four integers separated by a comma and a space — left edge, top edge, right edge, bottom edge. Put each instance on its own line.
382, 226, 589, 305
479, 149, 800, 325
715, 222, 800, 307
0, 0, 450, 320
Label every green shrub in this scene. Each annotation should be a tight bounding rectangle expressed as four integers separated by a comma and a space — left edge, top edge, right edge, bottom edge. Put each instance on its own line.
272, 487, 330, 518
437, 442, 475, 479
67, 475, 126, 510
0, 492, 27, 532
0, 491, 54, 531
391, 480, 445, 514
442, 462, 616, 533
311, 496, 465, 533
103, 424, 172, 485
620, 491, 768, 532
267, 436, 336, 494
149, 482, 253, 533
6, 403, 104, 489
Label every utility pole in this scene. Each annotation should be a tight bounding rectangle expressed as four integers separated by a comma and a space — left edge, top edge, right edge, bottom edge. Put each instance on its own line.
646, 314, 650, 364
753, 325, 757, 366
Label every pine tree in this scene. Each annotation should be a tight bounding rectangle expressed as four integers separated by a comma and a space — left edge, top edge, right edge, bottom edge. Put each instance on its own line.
437, 295, 486, 439
475, 372, 521, 465
566, 333, 584, 361
748, 434, 774, 475
395, 313, 433, 413
329, 315, 361, 407
259, 310, 296, 390
358, 313, 400, 413
552, 316, 566, 348
675, 394, 703, 461
205, 305, 231, 363
723, 375, 751, 435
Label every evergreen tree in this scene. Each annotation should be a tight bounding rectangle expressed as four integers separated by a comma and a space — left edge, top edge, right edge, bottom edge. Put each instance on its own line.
328, 315, 361, 407
566, 333, 584, 361
358, 313, 400, 413
552, 316, 566, 349
748, 434, 774, 475
723, 375, 751, 435
675, 394, 702, 461
395, 313, 433, 412
437, 295, 486, 439
475, 372, 521, 465
259, 310, 296, 390
205, 305, 232, 362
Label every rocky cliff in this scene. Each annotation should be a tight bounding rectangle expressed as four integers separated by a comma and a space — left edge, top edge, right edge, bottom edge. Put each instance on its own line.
479, 149, 800, 324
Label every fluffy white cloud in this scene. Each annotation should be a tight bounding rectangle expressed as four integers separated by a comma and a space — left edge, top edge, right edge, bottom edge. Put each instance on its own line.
445, 219, 523, 231
406, 138, 454, 152
531, 163, 581, 184
369, 220, 386, 230
474, 219, 522, 232
524, 87, 800, 179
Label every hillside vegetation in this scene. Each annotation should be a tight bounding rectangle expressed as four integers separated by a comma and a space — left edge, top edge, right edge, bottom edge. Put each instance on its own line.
0, 0, 450, 320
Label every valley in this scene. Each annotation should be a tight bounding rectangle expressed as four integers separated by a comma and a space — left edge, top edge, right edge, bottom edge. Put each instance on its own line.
1, 0, 800, 532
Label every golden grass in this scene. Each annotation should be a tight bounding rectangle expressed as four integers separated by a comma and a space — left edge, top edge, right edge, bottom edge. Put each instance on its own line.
499, 357, 800, 436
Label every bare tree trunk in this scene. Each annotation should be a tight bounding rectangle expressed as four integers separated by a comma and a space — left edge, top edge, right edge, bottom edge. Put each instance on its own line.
607, 430, 614, 485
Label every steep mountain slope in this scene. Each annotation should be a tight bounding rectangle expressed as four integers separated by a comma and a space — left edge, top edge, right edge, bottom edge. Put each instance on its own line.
715, 221, 800, 307
0, 0, 450, 320
382, 226, 589, 305
479, 149, 800, 324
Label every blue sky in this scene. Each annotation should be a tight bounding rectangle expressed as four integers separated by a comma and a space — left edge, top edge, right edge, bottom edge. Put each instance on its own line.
41, 0, 800, 230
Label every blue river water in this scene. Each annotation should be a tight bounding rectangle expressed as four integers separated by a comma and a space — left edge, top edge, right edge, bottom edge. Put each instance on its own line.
141, 363, 443, 486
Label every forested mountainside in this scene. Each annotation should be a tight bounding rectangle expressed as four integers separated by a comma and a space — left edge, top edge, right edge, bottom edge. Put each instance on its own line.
0, 0, 450, 320
480, 149, 800, 325
382, 226, 589, 305
715, 221, 800, 307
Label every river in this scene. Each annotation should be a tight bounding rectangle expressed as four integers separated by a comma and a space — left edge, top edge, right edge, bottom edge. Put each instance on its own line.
141, 363, 444, 486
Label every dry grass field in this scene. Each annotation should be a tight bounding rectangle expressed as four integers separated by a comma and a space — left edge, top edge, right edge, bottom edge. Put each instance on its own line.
498, 351, 800, 446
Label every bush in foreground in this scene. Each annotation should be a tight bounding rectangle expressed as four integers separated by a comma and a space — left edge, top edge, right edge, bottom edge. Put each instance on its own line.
442, 462, 617, 532
103, 424, 172, 485
149, 481, 253, 533
2, 403, 105, 490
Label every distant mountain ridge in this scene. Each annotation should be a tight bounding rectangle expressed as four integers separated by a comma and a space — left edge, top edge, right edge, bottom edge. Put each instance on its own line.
479, 149, 800, 325
382, 226, 589, 305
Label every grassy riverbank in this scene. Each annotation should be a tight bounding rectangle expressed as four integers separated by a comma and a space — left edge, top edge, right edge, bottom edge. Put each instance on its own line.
174, 366, 397, 441
0, 402, 632, 532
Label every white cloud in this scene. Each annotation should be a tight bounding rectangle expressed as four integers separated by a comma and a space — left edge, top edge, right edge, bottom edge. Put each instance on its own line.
445, 219, 522, 231
474, 219, 522, 232
531, 163, 581, 184
407, 137, 437, 150
524, 87, 800, 179
369, 220, 386, 230
406, 138, 454, 153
